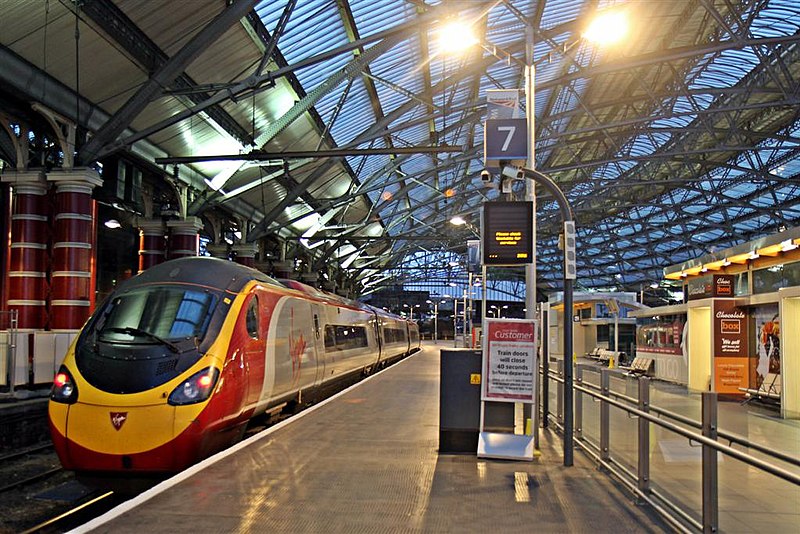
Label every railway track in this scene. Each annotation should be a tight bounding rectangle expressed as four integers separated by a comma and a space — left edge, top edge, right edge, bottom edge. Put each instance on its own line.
18, 491, 119, 534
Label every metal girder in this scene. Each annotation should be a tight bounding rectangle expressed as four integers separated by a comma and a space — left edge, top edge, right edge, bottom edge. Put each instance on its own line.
155, 145, 461, 165
90, 14, 434, 161
80, 0, 254, 147
77, 0, 261, 164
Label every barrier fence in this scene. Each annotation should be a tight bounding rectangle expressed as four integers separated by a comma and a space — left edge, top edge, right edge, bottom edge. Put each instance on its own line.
544, 361, 800, 533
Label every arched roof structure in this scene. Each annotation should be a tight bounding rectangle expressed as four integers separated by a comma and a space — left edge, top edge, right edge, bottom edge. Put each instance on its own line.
1, 0, 799, 298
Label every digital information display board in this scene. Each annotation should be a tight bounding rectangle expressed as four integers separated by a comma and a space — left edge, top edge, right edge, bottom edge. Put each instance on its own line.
481, 201, 533, 266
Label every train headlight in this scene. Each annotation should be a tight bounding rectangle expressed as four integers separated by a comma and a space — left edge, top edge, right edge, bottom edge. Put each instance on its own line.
168, 367, 220, 405
51, 366, 78, 404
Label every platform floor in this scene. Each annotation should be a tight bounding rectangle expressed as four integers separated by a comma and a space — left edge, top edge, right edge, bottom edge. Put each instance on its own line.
76, 342, 668, 533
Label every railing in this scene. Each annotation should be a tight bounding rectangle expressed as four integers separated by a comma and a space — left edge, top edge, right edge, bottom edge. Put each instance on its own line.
0, 310, 19, 395
544, 361, 800, 533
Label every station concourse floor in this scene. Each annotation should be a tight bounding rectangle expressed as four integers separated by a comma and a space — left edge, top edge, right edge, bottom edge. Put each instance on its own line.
75, 342, 669, 534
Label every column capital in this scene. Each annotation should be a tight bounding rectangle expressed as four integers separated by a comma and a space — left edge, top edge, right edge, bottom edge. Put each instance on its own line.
206, 243, 230, 259
47, 167, 103, 190
138, 218, 166, 235
1, 169, 48, 193
167, 216, 203, 235
232, 242, 258, 259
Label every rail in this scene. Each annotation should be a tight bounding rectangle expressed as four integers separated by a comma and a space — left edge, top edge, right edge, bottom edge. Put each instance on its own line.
543, 361, 800, 533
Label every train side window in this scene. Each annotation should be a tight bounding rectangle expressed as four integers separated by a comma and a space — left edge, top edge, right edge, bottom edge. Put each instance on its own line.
246, 297, 259, 338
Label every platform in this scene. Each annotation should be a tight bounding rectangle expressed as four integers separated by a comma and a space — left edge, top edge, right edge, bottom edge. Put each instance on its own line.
75, 342, 668, 533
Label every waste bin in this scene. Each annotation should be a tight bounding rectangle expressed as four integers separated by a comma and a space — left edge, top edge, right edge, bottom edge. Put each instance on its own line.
439, 348, 514, 453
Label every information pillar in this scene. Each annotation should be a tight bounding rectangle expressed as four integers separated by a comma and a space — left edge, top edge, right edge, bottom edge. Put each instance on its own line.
1, 171, 49, 328
138, 219, 166, 272
167, 217, 202, 260
48, 169, 103, 330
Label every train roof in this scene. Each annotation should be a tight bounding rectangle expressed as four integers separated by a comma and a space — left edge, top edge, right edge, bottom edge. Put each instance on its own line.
121, 257, 283, 294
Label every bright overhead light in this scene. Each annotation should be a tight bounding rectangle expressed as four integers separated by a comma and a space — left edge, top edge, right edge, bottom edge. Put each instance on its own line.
450, 216, 466, 226
104, 219, 121, 229
583, 11, 628, 46
439, 21, 478, 53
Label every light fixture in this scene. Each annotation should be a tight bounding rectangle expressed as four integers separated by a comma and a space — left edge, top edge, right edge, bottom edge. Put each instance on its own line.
450, 216, 466, 226
104, 219, 121, 229
438, 21, 478, 53
583, 10, 629, 46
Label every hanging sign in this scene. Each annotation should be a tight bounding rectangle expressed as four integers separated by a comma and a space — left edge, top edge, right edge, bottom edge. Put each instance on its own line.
481, 201, 534, 266
482, 318, 537, 403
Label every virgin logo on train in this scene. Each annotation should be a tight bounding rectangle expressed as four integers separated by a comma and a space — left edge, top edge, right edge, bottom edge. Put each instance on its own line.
110, 412, 128, 431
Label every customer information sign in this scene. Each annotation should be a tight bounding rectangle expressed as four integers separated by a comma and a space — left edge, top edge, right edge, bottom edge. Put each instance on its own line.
482, 318, 537, 403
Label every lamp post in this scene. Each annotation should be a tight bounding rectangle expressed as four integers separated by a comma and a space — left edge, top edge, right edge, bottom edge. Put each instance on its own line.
427, 299, 443, 343
441, 9, 626, 467
403, 303, 419, 321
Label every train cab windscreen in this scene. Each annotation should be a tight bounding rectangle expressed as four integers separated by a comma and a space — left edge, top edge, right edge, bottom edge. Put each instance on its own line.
75, 285, 223, 393
96, 285, 219, 344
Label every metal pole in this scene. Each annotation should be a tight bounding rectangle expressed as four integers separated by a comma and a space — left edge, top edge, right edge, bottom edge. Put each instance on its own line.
524, 20, 538, 452
506, 166, 575, 466
462, 290, 468, 347
600, 368, 610, 462
482, 264, 487, 340
468, 272, 474, 347
702, 392, 719, 533
556, 359, 564, 424
9, 310, 17, 396
575, 365, 583, 439
541, 303, 549, 428
638, 377, 651, 501
453, 299, 458, 348
434, 304, 438, 344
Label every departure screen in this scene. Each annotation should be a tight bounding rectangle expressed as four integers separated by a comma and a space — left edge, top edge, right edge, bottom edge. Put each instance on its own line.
481, 201, 534, 266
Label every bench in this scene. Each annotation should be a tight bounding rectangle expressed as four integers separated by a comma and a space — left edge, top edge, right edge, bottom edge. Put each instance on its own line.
585, 347, 604, 359
739, 373, 781, 403
619, 357, 654, 376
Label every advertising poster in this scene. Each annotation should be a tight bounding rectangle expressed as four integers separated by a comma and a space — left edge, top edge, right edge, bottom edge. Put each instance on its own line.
712, 300, 749, 395
753, 304, 780, 384
482, 319, 537, 402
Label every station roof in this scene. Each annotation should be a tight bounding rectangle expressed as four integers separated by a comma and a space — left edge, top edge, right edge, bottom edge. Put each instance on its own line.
1, 0, 799, 297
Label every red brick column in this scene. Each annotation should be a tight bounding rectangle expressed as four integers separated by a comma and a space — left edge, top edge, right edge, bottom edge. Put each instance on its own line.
167, 217, 202, 259
233, 243, 257, 267
1, 171, 49, 328
138, 219, 166, 273
48, 169, 103, 330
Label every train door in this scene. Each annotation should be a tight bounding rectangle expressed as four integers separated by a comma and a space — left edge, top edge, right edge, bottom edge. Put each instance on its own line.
310, 303, 325, 388
228, 291, 262, 418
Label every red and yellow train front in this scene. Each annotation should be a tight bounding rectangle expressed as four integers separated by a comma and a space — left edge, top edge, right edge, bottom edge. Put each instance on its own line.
48, 281, 256, 473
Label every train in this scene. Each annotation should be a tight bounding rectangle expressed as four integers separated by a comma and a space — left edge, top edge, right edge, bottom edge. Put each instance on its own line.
48, 257, 420, 473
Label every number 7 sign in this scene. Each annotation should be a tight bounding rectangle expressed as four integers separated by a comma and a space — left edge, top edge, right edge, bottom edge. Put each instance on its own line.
484, 118, 528, 161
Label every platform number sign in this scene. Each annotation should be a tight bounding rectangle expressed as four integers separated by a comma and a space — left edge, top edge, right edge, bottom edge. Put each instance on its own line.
484, 118, 528, 163
564, 221, 576, 280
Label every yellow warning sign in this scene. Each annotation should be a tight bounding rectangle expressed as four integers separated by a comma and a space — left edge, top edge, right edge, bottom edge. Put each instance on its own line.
470, 373, 481, 385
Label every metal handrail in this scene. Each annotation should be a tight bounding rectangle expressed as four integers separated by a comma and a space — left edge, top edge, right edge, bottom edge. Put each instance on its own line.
543, 365, 800, 532
577, 364, 800, 469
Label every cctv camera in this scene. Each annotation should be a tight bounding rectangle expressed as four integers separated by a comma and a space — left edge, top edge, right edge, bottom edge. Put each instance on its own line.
480, 170, 492, 182
516, 169, 525, 180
